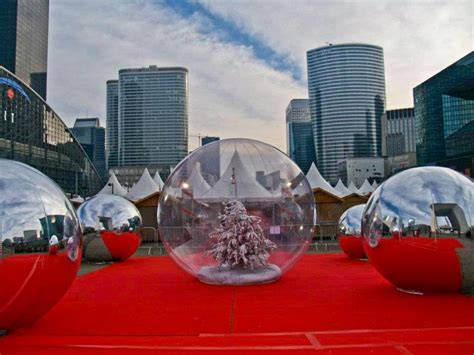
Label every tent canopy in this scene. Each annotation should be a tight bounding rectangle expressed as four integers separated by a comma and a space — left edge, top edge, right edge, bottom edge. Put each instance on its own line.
126, 168, 159, 202
306, 163, 342, 197
97, 173, 127, 196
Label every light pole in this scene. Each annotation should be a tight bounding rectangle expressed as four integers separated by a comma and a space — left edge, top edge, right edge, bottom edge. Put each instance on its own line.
107, 182, 114, 195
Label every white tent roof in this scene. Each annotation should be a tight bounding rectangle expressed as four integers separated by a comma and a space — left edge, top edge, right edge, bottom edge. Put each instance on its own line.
306, 163, 342, 197
97, 173, 127, 196
125, 168, 159, 202
357, 179, 373, 195
347, 181, 358, 194
334, 179, 350, 196
186, 163, 211, 198
371, 180, 379, 190
200, 150, 273, 201
153, 171, 165, 190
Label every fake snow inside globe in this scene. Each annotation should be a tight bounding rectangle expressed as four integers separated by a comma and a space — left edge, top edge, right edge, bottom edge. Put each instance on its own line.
337, 204, 366, 260
158, 138, 316, 285
0, 159, 82, 332
77, 194, 142, 263
362, 167, 473, 294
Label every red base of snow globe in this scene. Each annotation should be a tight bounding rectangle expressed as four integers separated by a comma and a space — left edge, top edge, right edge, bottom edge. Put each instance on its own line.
339, 235, 366, 259
101, 230, 141, 261
0, 251, 81, 331
363, 236, 463, 293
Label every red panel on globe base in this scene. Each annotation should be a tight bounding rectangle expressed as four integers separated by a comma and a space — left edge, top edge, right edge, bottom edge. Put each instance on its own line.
101, 231, 141, 261
363, 236, 463, 293
339, 235, 366, 259
0, 252, 81, 331
7, 88, 14, 100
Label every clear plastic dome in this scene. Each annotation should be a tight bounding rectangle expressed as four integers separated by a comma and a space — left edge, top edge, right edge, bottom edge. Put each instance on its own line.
77, 194, 142, 262
337, 204, 366, 259
0, 159, 82, 331
157, 138, 315, 285
362, 167, 473, 294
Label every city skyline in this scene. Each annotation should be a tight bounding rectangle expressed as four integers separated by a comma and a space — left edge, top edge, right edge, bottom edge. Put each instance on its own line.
46, 0, 472, 151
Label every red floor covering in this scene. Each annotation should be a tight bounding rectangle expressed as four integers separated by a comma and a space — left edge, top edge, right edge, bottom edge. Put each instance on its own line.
1, 253, 473, 354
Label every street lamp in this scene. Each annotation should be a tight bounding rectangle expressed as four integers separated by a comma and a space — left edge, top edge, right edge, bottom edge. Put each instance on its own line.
107, 182, 114, 195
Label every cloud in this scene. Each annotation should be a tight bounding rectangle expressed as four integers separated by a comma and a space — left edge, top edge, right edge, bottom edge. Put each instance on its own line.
196, 0, 473, 109
47, 0, 305, 152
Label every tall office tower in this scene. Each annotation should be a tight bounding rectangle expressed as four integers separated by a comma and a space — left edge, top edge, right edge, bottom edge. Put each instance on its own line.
307, 43, 386, 183
106, 80, 119, 169
0, 0, 49, 99
414, 52, 474, 177
70, 118, 107, 182
381, 108, 416, 157
286, 99, 316, 174
202, 136, 220, 146
107, 65, 188, 184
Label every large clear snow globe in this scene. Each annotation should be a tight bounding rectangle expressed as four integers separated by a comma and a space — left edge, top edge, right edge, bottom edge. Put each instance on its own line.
362, 167, 473, 294
158, 138, 315, 285
77, 194, 142, 263
0, 159, 82, 332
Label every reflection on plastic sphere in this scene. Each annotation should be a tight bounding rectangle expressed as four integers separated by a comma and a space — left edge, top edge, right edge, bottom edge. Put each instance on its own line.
362, 167, 473, 294
0, 159, 82, 331
77, 194, 142, 263
338, 204, 366, 259
157, 138, 316, 285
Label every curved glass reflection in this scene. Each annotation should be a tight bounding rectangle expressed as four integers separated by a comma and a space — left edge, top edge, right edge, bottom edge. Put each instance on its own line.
339, 204, 365, 237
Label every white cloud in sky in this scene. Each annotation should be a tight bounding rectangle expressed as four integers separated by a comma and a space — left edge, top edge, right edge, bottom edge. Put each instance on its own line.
47, 0, 473, 153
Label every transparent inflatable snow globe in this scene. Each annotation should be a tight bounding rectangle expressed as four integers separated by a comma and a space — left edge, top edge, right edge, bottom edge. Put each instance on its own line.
157, 138, 316, 285
77, 194, 142, 263
338, 204, 366, 260
0, 159, 82, 332
362, 167, 473, 294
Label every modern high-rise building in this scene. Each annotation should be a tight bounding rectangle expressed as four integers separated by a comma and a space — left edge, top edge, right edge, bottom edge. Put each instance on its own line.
202, 136, 220, 146
307, 43, 386, 183
414, 52, 474, 177
286, 99, 316, 174
381, 108, 416, 157
70, 118, 107, 182
106, 80, 119, 169
0, 0, 49, 99
107, 65, 188, 184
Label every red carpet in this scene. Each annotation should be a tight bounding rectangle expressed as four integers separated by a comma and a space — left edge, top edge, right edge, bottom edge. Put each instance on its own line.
1, 253, 473, 354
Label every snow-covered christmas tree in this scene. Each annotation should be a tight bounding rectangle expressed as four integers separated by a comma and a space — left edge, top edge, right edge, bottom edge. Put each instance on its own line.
208, 200, 277, 269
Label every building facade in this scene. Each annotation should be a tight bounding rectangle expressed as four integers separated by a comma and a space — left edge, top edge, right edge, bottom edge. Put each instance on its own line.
0, 0, 49, 99
414, 52, 474, 177
286, 99, 316, 174
106, 79, 119, 169
381, 108, 416, 157
70, 118, 107, 182
107, 66, 188, 183
307, 43, 386, 183
202, 136, 219, 146
0, 67, 102, 196
337, 157, 384, 187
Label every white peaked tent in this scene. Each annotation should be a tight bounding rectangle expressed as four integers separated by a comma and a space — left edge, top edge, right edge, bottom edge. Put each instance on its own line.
98, 173, 127, 196
334, 179, 350, 196
357, 179, 373, 195
306, 163, 342, 197
347, 181, 358, 194
186, 163, 211, 198
125, 168, 159, 202
371, 180, 379, 190
200, 150, 273, 201
153, 171, 165, 190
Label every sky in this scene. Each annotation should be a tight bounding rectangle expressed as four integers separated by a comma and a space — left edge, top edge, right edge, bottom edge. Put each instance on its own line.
47, 0, 473, 152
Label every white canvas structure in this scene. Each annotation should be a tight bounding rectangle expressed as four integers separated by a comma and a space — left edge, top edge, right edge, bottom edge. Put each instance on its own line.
186, 164, 211, 198
334, 179, 350, 196
200, 150, 273, 201
347, 181, 359, 194
372, 180, 379, 190
306, 163, 342, 197
357, 179, 373, 195
97, 173, 127, 196
125, 168, 159, 202
153, 171, 165, 190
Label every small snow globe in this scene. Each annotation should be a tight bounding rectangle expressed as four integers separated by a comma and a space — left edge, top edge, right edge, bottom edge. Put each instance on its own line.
362, 167, 473, 294
337, 204, 366, 259
158, 138, 315, 285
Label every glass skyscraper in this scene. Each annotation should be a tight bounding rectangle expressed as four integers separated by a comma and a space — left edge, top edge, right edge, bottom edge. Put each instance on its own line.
70, 118, 107, 182
381, 108, 416, 157
413, 52, 474, 176
0, 0, 49, 99
286, 99, 316, 174
0, 67, 102, 196
306, 43, 386, 183
106, 79, 119, 169
107, 66, 188, 184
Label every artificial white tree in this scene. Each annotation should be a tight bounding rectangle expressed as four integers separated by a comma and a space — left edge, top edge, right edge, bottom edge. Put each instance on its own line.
208, 200, 277, 269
